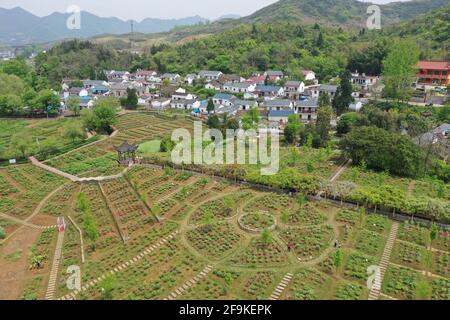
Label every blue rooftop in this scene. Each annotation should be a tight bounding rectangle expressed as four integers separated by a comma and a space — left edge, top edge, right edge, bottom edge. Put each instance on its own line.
268, 110, 294, 117
256, 85, 282, 92
213, 93, 234, 100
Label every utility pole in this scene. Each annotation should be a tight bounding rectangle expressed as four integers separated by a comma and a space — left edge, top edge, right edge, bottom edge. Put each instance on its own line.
130, 21, 134, 50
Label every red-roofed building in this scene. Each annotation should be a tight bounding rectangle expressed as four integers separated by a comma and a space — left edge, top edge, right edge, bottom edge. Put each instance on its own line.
417, 61, 450, 86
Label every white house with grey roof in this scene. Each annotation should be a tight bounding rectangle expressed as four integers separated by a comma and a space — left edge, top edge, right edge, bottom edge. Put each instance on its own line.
295, 98, 319, 121
264, 99, 294, 111
213, 93, 236, 107
284, 81, 305, 100
198, 70, 223, 82
264, 70, 284, 82
319, 85, 338, 98
223, 82, 256, 93
161, 73, 181, 83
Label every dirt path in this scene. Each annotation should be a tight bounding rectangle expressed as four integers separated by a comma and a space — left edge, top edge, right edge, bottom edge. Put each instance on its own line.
0, 227, 41, 299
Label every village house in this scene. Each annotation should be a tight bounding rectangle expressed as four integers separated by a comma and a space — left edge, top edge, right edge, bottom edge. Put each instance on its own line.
284, 81, 305, 100
110, 83, 128, 97
222, 82, 256, 93
83, 80, 108, 89
264, 99, 294, 111
319, 85, 338, 99
185, 74, 198, 85
246, 74, 266, 85
268, 110, 294, 124
233, 99, 258, 111
198, 70, 223, 82
170, 99, 200, 110
138, 95, 152, 107
351, 71, 379, 89
305, 85, 320, 98
161, 73, 181, 83
133, 69, 157, 81
90, 85, 110, 95
213, 93, 236, 107
255, 85, 285, 99
216, 104, 241, 116
417, 61, 450, 87
218, 74, 244, 84
151, 98, 171, 110
171, 92, 197, 101
105, 70, 130, 82
295, 97, 319, 121
264, 70, 284, 82
302, 70, 316, 81
205, 81, 222, 91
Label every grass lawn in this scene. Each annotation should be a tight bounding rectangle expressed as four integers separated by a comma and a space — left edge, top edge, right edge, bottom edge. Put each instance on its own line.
138, 140, 161, 155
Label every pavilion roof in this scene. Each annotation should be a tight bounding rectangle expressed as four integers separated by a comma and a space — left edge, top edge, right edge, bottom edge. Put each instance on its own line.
115, 141, 139, 153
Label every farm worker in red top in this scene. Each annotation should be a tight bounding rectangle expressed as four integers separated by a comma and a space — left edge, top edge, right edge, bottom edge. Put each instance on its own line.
287, 242, 293, 252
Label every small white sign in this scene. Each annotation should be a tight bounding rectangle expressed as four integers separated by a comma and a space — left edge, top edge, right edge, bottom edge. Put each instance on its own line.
9, 159, 16, 164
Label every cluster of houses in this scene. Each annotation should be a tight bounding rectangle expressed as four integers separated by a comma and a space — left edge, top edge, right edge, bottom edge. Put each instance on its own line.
61, 67, 380, 126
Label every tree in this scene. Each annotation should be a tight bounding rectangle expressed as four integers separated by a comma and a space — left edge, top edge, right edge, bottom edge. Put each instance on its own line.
100, 275, 116, 300
340, 126, 426, 178
332, 70, 354, 116
336, 112, 360, 135
206, 114, 220, 129
124, 88, 138, 109
207, 98, 215, 114
64, 122, 86, 143
82, 97, 118, 134
67, 96, 81, 116
11, 133, 33, 158
284, 114, 302, 144
333, 249, 343, 274
201, 209, 216, 232
261, 228, 273, 246
382, 39, 419, 102
315, 92, 333, 145
77, 192, 98, 244
160, 136, 175, 152
34, 89, 61, 116
429, 223, 438, 248
242, 107, 260, 130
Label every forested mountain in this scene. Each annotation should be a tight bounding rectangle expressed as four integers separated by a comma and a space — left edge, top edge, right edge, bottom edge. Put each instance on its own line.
89, 0, 450, 50
0, 7, 208, 46
242, 0, 449, 27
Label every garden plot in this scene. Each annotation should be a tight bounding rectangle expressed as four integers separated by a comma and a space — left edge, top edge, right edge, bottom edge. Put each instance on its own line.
38, 183, 79, 217
279, 225, 334, 261
0, 118, 85, 160
76, 240, 203, 300
100, 178, 155, 238
283, 268, 333, 300
47, 147, 119, 177
283, 202, 327, 226
186, 222, 244, 260
239, 271, 281, 300
382, 264, 422, 300
0, 218, 18, 237
189, 192, 252, 224
19, 228, 58, 300
228, 237, 289, 267
354, 229, 386, 258
391, 241, 428, 271
0, 165, 64, 219
243, 193, 292, 214
79, 221, 179, 285
177, 269, 242, 300
76, 183, 122, 250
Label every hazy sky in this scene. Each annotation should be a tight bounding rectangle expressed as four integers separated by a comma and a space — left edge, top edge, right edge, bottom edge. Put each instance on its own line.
0, 0, 411, 20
